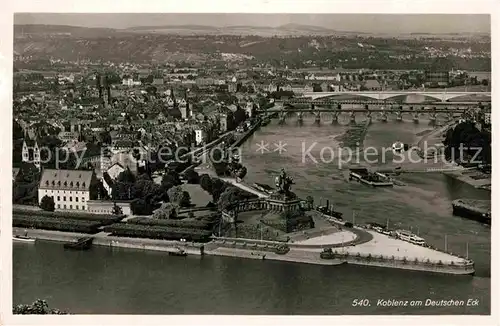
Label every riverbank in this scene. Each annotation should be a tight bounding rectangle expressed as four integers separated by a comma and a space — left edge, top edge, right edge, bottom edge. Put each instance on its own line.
14, 215, 474, 275
13, 228, 205, 255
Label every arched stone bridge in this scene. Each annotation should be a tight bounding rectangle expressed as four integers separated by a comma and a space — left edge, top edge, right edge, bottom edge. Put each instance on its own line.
302, 91, 491, 102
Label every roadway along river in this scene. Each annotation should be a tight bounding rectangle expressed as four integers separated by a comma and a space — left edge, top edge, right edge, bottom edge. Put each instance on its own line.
13, 117, 490, 315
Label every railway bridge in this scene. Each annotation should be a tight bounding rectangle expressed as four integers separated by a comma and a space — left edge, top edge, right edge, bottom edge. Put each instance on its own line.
300, 90, 491, 102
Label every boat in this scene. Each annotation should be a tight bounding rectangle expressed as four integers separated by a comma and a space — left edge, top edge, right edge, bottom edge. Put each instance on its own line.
13, 235, 35, 243
64, 237, 93, 251
395, 230, 426, 246
169, 249, 188, 257
316, 205, 343, 220
349, 168, 394, 187
261, 117, 271, 126
452, 199, 491, 225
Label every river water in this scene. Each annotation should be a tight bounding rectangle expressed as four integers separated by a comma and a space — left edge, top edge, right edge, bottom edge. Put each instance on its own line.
13, 117, 491, 315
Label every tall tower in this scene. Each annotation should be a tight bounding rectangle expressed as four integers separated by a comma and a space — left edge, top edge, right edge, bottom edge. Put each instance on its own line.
96, 73, 102, 99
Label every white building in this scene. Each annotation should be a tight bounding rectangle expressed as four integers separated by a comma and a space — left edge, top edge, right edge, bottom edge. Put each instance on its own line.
194, 129, 206, 146
38, 169, 97, 211
107, 162, 126, 180
102, 163, 126, 198
22, 138, 41, 170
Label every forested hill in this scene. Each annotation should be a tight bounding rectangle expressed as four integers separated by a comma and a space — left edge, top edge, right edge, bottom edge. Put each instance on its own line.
14, 24, 490, 70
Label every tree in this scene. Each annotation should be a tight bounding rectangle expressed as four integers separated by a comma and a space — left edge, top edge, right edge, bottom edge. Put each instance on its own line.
162, 170, 182, 187
217, 187, 244, 211
167, 186, 191, 207
112, 203, 123, 215
130, 198, 152, 215
211, 178, 227, 202
235, 166, 247, 180
39, 195, 55, 212
199, 174, 213, 193
13, 299, 67, 315
117, 168, 136, 184
184, 169, 200, 184
152, 202, 178, 219
233, 107, 247, 126
99, 131, 112, 145
305, 196, 314, 210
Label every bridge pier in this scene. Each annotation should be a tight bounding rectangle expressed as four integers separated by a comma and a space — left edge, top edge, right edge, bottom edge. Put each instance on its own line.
331, 112, 339, 124
297, 112, 303, 123
314, 112, 321, 124
350, 111, 356, 124
396, 111, 403, 122
380, 112, 388, 122
278, 112, 286, 124
413, 113, 419, 123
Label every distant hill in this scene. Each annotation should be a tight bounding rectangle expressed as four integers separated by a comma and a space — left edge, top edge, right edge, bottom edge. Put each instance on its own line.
14, 24, 124, 38
14, 23, 490, 39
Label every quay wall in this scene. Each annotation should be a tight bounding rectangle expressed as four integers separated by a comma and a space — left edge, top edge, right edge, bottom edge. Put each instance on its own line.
231, 120, 262, 148
92, 236, 204, 255
341, 254, 475, 275
209, 236, 474, 275
14, 228, 88, 242
15, 228, 204, 255
15, 229, 474, 275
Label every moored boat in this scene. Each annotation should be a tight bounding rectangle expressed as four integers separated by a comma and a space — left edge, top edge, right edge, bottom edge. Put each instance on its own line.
63, 237, 93, 251
349, 168, 394, 187
169, 249, 188, 257
395, 229, 426, 246
13, 235, 36, 243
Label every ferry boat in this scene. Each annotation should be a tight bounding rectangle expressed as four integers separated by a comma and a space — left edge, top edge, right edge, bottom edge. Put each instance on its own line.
13, 235, 36, 243
395, 230, 426, 246
349, 168, 394, 187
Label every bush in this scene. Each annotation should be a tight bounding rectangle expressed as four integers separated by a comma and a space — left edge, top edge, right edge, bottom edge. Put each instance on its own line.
275, 244, 290, 255
127, 215, 217, 230
39, 195, 55, 212
130, 198, 153, 215
13, 299, 67, 315
13, 215, 102, 233
344, 222, 354, 228
12, 209, 124, 222
184, 169, 200, 184
320, 248, 335, 260
103, 223, 212, 242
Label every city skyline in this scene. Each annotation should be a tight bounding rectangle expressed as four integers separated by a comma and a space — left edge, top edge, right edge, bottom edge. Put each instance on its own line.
14, 13, 490, 34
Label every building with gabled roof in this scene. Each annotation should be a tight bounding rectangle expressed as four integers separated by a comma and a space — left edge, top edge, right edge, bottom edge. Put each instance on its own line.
38, 169, 98, 211
22, 137, 40, 170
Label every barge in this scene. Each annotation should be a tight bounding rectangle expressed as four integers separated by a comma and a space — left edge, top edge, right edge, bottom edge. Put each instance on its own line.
64, 237, 94, 251
349, 168, 394, 187
452, 199, 491, 225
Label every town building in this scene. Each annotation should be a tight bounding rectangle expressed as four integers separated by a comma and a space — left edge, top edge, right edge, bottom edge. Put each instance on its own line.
22, 138, 41, 169
86, 200, 132, 215
219, 113, 230, 132
38, 169, 98, 211
194, 128, 206, 146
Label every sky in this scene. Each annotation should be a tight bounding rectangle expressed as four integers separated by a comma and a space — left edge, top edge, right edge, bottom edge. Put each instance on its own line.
14, 13, 490, 34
